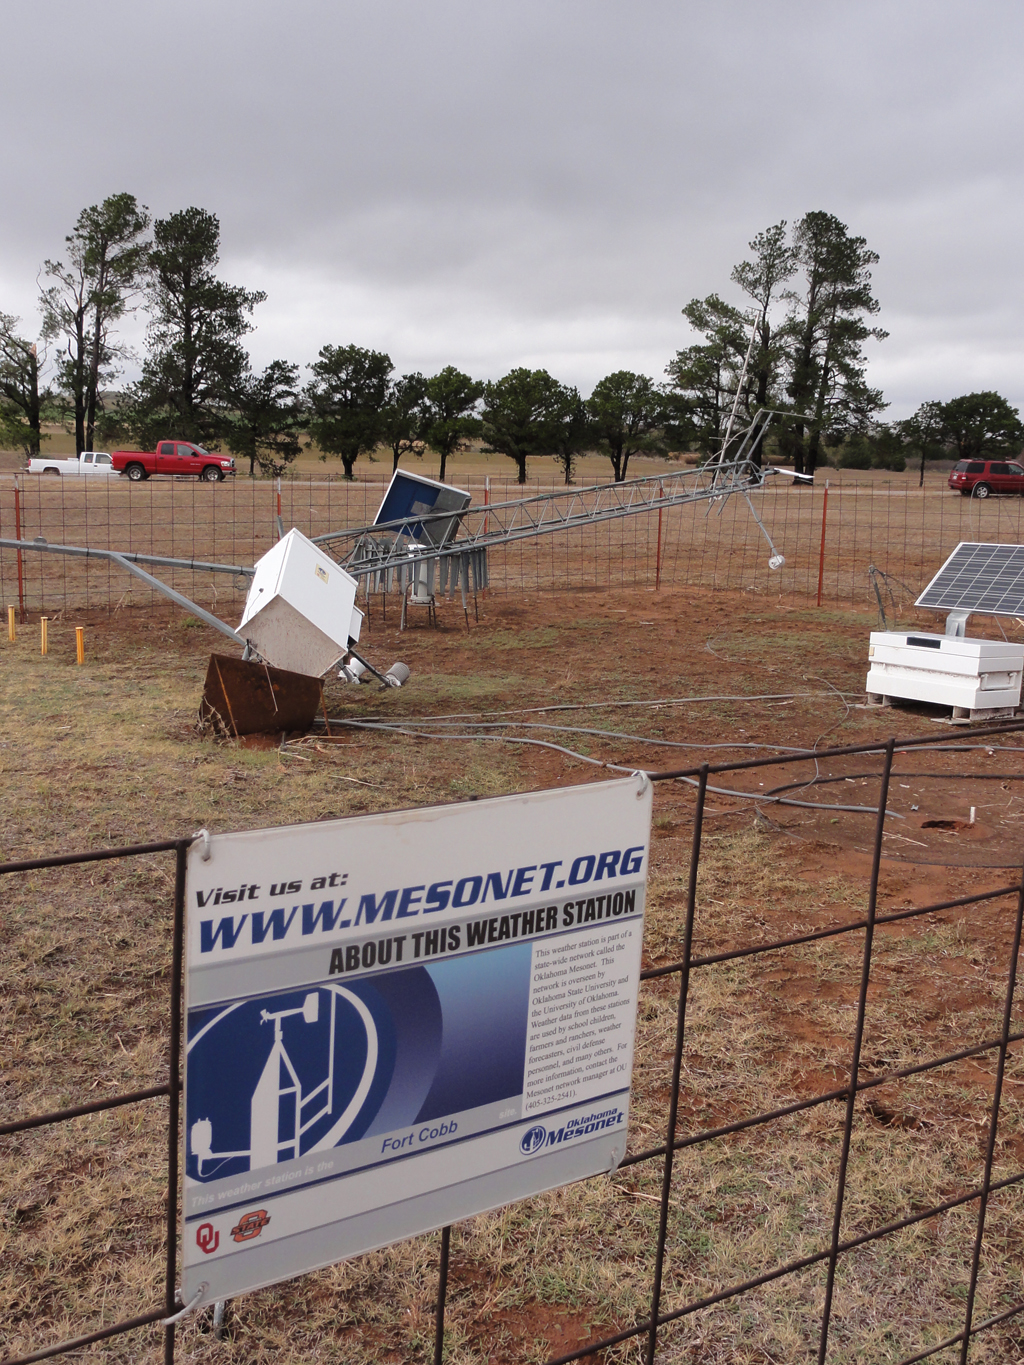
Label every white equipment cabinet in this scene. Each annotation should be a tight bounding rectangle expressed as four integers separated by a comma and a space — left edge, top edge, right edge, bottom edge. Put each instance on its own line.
866, 631, 1024, 717
238, 529, 363, 677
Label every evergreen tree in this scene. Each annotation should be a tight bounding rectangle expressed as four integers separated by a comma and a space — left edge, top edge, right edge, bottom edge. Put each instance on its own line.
379, 371, 428, 475
123, 207, 265, 448
897, 401, 946, 486
481, 368, 565, 484
780, 211, 887, 478
305, 344, 393, 479
899, 392, 1024, 485
421, 367, 483, 482
0, 315, 47, 456
936, 392, 1023, 460
664, 295, 748, 456
40, 194, 150, 453
587, 371, 665, 482
729, 221, 795, 466
550, 384, 591, 485
230, 360, 304, 477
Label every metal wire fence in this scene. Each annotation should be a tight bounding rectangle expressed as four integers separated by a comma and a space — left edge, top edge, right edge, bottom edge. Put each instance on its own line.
6, 472, 1024, 620
3, 724, 1022, 1363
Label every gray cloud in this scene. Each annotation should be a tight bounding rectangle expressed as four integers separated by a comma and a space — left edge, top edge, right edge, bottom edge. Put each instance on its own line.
2, 0, 1023, 415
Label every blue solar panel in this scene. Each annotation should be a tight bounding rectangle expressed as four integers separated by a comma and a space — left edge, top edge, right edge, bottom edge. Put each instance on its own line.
916, 542, 1024, 615
374, 471, 471, 547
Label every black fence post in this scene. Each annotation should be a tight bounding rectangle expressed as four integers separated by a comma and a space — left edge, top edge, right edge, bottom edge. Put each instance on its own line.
164, 840, 188, 1364
957, 858, 1024, 1364
816, 737, 895, 1364
644, 764, 708, 1365
433, 1224, 452, 1365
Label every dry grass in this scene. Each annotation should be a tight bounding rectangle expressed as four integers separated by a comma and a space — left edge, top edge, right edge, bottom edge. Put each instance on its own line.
637, 832, 1024, 1364
1, 609, 1023, 1363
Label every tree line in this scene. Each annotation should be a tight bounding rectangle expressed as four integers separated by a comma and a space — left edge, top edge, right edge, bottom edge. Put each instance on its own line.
2, 195, 1021, 484
671, 212, 1024, 483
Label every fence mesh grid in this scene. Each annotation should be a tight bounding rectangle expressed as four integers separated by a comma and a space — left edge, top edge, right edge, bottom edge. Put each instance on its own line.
8, 472, 1024, 619
2, 726, 1022, 1364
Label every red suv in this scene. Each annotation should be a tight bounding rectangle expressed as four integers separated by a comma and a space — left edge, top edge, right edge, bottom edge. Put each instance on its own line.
948, 459, 1024, 497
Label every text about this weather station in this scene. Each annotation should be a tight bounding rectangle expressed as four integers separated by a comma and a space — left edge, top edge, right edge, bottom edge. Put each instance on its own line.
522, 919, 641, 1116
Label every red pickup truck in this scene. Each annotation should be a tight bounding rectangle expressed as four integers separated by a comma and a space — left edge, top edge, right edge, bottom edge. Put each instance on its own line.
112, 442, 236, 482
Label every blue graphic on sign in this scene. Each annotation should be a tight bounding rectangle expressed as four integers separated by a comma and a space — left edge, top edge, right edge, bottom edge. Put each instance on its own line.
520, 1125, 546, 1154
186, 946, 532, 1182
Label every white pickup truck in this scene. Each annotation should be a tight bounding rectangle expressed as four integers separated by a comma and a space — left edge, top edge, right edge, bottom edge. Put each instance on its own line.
27, 452, 118, 476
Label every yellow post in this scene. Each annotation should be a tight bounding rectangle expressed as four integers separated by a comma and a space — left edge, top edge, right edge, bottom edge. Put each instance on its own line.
7, 606, 14, 642
40, 617, 48, 656
76, 626, 85, 665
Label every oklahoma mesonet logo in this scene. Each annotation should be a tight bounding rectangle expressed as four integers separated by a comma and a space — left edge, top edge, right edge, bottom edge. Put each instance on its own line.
520, 1125, 547, 1155
231, 1209, 271, 1243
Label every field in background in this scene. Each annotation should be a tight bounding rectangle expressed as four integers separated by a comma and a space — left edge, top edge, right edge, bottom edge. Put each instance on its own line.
0, 433, 953, 485
2, 588, 1023, 1363
2, 437, 683, 484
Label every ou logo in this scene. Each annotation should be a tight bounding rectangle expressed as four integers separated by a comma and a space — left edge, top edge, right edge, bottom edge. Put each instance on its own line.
196, 1222, 220, 1255
520, 1125, 547, 1155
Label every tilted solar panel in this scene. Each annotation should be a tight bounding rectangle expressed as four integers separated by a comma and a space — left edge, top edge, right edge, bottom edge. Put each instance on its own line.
916, 542, 1024, 616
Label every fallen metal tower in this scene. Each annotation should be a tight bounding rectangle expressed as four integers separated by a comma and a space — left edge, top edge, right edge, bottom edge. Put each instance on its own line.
318, 414, 788, 582
0, 412, 792, 629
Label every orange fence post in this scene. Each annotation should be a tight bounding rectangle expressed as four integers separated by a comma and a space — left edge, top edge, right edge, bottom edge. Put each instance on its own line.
40, 616, 48, 656
816, 481, 829, 607
7, 605, 15, 642
76, 625, 85, 664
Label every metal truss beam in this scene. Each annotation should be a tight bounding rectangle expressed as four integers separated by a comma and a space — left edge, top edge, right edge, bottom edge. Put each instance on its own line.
316, 453, 774, 580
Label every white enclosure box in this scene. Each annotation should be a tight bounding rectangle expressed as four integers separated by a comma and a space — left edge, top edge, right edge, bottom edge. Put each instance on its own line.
866, 631, 1024, 713
238, 529, 362, 677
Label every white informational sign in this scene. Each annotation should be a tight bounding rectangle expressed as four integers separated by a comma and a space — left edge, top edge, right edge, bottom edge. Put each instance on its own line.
182, 777, 652, 1305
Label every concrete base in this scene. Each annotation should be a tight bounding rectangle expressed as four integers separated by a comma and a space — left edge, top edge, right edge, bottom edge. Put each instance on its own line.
952, 704, 1016, 722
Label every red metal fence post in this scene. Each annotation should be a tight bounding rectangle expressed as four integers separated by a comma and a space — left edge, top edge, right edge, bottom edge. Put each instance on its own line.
655, 483, 664, 591
482, 477, 490, 598
816, 480, 829, 607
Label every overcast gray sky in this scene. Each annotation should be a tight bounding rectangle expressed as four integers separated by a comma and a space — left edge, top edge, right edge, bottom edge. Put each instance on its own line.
2, 0, 1022, 417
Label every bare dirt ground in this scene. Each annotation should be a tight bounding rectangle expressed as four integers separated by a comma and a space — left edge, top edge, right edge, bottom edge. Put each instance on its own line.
2, 585, 1023, 1363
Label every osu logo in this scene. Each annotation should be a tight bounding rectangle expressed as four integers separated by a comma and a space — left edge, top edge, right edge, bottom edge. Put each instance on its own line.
520, 1125, 546, 1155
231, 1209, 271, 1243
196, 1222, 219, 1255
